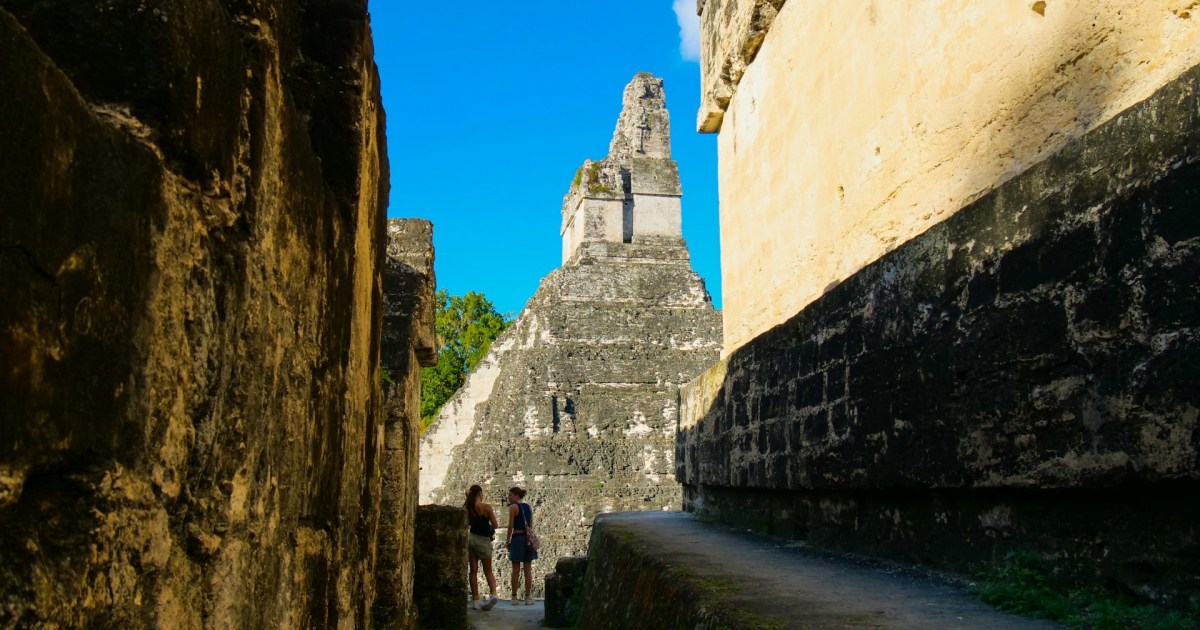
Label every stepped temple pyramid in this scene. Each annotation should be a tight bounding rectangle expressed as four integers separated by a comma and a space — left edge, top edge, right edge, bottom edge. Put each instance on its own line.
419, 73, 722, 592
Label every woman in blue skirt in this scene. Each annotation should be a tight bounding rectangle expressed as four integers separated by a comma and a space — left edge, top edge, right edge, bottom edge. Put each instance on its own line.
504, 486, 537, 605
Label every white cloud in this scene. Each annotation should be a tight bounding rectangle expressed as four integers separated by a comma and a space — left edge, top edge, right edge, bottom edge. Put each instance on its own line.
673, 0, 701, 62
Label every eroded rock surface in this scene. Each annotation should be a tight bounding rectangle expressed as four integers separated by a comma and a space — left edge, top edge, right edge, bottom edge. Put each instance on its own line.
413, 505, 468, 630
376, 219, 438, 628
695, 0, 786, 133
0, 1, 416, 626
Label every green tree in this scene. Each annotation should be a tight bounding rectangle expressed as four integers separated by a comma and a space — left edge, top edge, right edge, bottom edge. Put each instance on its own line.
419, 289, 509, 432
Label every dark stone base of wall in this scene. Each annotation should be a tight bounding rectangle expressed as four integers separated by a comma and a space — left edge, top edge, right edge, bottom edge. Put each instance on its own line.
413, 506, 467, 630
685, 483, 1200, 609
544, 556, 589, 628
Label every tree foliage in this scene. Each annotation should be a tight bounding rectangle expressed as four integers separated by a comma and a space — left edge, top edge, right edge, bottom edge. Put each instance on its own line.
419, 289, 509, 432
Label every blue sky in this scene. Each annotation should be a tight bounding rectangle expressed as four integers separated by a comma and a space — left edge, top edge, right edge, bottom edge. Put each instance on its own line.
370, 1, 721, 318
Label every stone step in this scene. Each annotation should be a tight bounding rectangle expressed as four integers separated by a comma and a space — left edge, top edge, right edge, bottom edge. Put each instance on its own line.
573, 511, 1059, 629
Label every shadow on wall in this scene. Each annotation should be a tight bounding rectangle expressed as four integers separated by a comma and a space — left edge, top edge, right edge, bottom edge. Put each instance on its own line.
0, 1, 396, 626
678, 60, 1200, 610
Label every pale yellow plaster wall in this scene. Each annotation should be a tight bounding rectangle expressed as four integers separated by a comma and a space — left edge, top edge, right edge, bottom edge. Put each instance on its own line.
715, 0, 1200, 354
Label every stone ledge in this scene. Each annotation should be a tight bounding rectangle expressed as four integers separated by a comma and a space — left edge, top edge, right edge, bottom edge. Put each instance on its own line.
574, 511, 1053, 629
383, 218, 437, 368
696, 0, 787, 133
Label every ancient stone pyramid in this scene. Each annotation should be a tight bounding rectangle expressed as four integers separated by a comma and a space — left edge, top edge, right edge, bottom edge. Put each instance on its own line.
419, 73, 721, 592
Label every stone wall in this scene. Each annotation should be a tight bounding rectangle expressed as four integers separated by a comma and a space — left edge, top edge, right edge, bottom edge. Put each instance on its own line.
0, 1, 412, 626
544, 556, 588, 628
679, 64, 1200, 607
413, 505, 468, 630
375, 220, 438, 628
700, 0, 1200, 353
572, 514, 745, 630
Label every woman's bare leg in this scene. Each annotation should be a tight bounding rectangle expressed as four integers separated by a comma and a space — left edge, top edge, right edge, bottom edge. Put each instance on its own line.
482, 557, 497, 595
469, 552, 480, 602
522, 561, 533, 597
511, 561, 520, 599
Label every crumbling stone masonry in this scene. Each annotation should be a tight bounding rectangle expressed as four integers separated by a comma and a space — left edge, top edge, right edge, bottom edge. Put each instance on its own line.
0, 1, 424, 626
420, 73, 722, 596
376, 219, 438, 628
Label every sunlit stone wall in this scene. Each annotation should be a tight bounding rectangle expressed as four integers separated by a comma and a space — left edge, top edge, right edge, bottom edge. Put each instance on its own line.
701, 0, 1200, 353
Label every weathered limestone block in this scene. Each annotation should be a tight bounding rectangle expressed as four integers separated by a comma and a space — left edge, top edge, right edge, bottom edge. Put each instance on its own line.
561, 73, 685, 264
414, 505, 468, 630
695, 0, 786, 133
607, 72, 672, 160
680, 64, 1200, 608
544, 556, 588, 628
375, 219, 437, 628
420, 74, 722, 597
383, 219, 438, 369
573, 513, 744, 630
704, 0, 1200, 353
0, 1, 398, 626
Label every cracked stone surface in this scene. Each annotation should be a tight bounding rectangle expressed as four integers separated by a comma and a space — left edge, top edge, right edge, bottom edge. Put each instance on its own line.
0, 1, 415, 626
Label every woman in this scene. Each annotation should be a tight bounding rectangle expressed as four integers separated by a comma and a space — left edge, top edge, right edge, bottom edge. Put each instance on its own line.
465, 485, 499, 611
504, 486, 537, 605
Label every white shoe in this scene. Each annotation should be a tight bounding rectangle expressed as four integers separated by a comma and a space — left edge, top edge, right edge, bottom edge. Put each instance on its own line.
470, 600, 481, 610
511, 596, 520, 606
525, 595, 534, 605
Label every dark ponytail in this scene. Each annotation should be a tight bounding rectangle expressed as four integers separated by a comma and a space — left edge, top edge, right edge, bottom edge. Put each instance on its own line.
465, 484, 483, 517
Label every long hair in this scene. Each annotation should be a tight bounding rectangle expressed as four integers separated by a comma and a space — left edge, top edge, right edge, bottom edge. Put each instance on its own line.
465, 484, 483, 518
508, 486, 527, 501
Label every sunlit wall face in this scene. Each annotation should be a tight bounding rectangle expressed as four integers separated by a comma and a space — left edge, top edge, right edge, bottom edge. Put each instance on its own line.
706, 0, 1200, 354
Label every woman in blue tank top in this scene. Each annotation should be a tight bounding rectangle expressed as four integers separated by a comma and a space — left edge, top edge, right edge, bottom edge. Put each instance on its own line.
504, 486, 538, 605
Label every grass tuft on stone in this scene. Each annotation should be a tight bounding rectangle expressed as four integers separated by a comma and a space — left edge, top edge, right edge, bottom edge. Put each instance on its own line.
972, 551, 1199, 630
734, 610, 787, 630
693, 576, 741, 596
